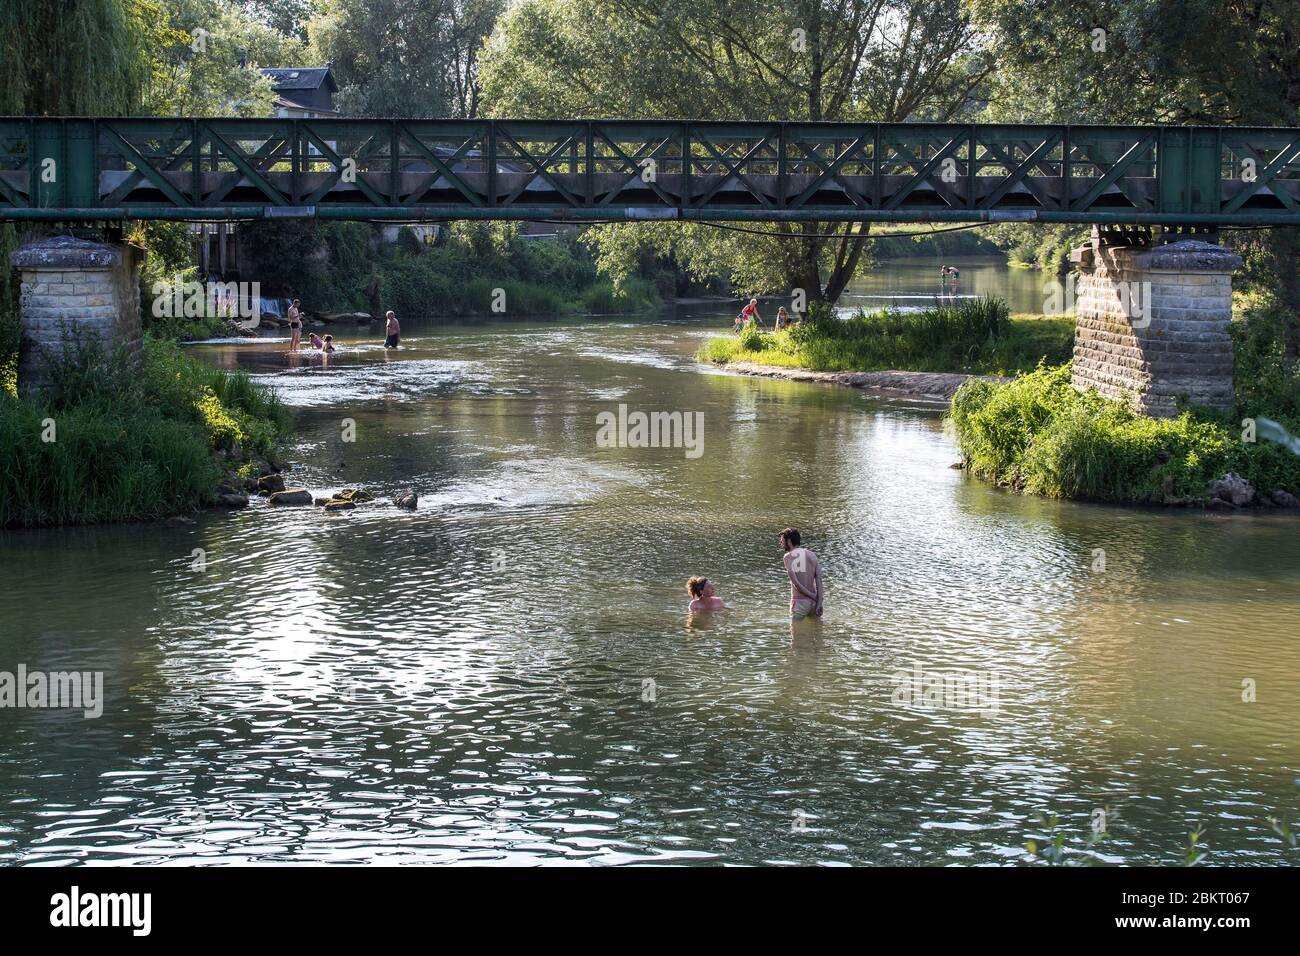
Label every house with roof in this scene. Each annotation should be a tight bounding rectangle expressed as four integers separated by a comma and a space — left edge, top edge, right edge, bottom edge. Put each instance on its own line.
260, 67, 338, 119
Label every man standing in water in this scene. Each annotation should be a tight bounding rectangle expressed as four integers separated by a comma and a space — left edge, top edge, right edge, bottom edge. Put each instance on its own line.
779, 528, 822, 619
384, 310, 401, 348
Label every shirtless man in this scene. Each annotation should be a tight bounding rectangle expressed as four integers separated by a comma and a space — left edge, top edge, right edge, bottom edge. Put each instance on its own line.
779, 527, 822, 619
384, 310, 401, 348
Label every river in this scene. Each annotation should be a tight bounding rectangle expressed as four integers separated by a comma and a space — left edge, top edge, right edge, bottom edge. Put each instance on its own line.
1, 257, 1298, 866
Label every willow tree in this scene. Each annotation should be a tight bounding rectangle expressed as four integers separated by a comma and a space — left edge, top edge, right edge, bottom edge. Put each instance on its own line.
480, 0, 989, 303
0, 0, 162, 376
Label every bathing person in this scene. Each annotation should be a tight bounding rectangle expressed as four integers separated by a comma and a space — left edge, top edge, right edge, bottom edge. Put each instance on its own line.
687, 576, 726, 613
321, 334, 336, 353
308, 331, 324, 350
774, 306, 791, 331
384, 311, 401, 349
287, 299, 303, 352
779, 527, 822, 619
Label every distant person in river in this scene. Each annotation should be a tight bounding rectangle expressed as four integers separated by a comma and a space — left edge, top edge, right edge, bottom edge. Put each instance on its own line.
384, 311, 401, 348
287, 299, 303, 352
308, 332, 324, 350
779, 527, 823, 620
321, 334, 336, 353
687, 576, 726, 613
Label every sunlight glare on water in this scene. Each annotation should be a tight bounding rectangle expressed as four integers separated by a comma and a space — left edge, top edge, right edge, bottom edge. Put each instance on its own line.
2, 264, 1298, 866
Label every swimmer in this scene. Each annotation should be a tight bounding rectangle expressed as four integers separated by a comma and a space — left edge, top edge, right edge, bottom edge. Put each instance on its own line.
686, 576, 726, 613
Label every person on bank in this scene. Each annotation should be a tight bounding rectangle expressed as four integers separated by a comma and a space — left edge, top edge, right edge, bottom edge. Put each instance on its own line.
287, 299, 303, 352
384, 311, 401, 348
779, 527, 823, 619
687, 576, 727, 613
739, 297, 763, 329
774, 306, 792, 331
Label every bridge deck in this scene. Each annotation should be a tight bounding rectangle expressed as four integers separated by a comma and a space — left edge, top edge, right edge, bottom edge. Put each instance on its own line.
1, 118, 1297, 224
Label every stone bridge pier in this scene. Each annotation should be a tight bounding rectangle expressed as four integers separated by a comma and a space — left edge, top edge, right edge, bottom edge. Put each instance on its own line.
10, 235, 145, 398
1070, 228, 1241, 417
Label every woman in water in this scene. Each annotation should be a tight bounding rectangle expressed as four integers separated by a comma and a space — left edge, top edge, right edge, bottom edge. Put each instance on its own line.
686, 576, 726, 613
287, 299, 303, 352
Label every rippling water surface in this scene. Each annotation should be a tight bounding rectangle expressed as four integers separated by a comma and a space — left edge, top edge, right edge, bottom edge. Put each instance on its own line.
2, 267, 1299, 865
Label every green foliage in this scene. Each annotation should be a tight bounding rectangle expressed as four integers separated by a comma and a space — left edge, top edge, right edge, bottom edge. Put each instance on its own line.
868, 227, 1001, 259
481, 0, 987, 302
0, 336, 288, 528
237, 220, 373, 311
313, 0, 503, 118
375, 225, 657, 319
949, 364, 1300, 504
700, 298, 1073, 376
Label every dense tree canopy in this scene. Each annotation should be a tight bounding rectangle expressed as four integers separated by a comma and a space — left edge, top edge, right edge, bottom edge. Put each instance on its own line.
481, 0, 989, 301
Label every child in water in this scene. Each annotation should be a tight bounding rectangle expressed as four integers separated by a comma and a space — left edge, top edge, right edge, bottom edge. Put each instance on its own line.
687, 576, 726, 613
308, 332, 324, 350
321, 334, 336, 353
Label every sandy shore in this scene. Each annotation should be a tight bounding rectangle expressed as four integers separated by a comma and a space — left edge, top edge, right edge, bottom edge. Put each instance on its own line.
718, 361, 1010, 401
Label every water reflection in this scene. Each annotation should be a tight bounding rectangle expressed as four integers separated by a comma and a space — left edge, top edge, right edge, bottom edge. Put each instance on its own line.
1, 262, 1298, 865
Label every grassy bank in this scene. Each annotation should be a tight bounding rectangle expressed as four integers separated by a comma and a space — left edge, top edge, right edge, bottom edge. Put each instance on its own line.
698, 298, 1074, 377
0, 336, 289, 527
236, 220, 666, 320
949, 301, 1300, 504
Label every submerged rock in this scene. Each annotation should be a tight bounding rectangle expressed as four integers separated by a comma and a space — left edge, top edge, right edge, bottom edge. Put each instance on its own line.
1208, 473, 1254, 507
334, 488, 375, 503
394, 489, 418, 510
269, 488, 312, 506
322, 498, 356, 511
213, 493, 249, 509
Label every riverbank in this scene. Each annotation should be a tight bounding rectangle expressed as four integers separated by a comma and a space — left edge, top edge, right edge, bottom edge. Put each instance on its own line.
951, 364, 1300, 508
717, 361, 1004, 400
698, 299, 1074, 377
0, 336, 289, 528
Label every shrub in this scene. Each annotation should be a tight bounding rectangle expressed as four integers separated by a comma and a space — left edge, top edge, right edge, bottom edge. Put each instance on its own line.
698, 297, 1071, 376
0, 335, 288, 527
949, 364, 1300, 503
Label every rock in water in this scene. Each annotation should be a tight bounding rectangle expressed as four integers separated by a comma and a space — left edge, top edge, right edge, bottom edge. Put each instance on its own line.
394, 489, 418, 510
1208, 472, 1255, 507
269, 489, 313, 506
322, 498, 356, 511
258, 473, 286, 494
335, 488, 375, 503
1272, 489, 1300, 508
213, 493, 250, 509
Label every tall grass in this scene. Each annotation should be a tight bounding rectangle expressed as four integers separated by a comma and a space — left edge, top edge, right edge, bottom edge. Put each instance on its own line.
699, 297, 1074, 376
0, 335, 289, 527
949, 364, 1300, 503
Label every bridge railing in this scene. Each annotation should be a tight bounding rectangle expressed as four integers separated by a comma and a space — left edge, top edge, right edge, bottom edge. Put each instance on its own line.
0, 118, 1297, 223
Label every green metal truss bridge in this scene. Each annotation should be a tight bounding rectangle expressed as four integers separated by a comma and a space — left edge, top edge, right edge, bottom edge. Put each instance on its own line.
1, 117, 1298, 225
